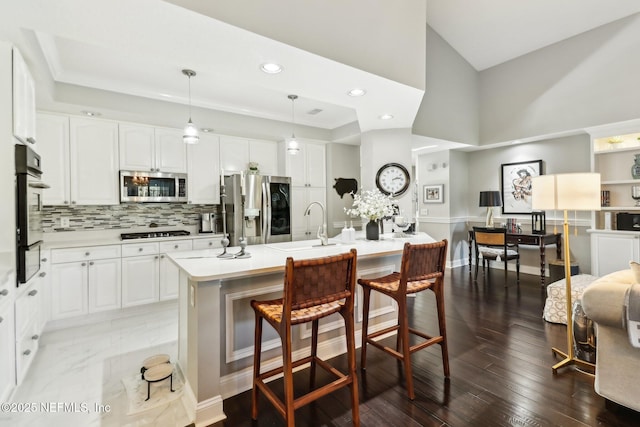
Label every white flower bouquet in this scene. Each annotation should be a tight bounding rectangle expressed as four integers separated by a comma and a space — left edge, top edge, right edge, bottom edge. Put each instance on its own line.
345, 188, 394, 221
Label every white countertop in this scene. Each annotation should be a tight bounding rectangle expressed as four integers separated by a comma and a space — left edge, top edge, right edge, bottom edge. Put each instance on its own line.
167, 232, 436, 282
43, 227, 224, 250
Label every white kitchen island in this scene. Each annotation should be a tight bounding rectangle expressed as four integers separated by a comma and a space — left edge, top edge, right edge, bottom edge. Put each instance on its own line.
168, 233, 437, 426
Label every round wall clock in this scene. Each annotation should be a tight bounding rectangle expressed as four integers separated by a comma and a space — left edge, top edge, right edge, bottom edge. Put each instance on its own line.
375, 162, 410, 196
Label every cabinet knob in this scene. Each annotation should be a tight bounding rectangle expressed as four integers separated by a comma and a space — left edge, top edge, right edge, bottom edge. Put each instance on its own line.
28, 290, 38, 297
139, 248, 143, 252
0, 289, 8, 296
72, 201, 76, 204
161, 255, 165, 259
64, 201, 69, 204
81, 262, 86, 267
39, 272, 46, 277
31, 334, 39, 340
208, 242, 213, 246
155, 255, 159, 259
0, 316, 3, 323
174, 244, 178, 249
27, 137, 36, 145
89, 261, 94, 266
23, 349, 31, 356
41, 257, 48, 262
85, 252, 90, 256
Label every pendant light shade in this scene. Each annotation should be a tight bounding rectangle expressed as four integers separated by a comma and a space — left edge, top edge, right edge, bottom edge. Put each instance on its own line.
182, 69, 199, 144
287, 94, 300, 155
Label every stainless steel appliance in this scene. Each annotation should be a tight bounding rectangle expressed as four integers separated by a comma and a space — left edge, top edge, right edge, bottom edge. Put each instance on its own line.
224, 174, 292, 246
120, 230, 191, 240
199, 213, 218, 234
15, 145, 49, 285
120, 170, 187, 203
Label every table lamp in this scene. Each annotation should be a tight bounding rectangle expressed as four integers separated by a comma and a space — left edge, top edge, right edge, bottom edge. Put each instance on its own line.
532, 173, 600, 374
479, 191, 502, 227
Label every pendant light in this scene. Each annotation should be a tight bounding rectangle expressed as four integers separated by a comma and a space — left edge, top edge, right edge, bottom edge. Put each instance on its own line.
182, 69, 199, 144
287, 94, 300, 154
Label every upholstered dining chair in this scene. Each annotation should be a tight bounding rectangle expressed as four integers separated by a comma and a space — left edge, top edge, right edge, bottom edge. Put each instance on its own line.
358, 239, 449, 400
472, 226, 520, 283
251, 249, 360, 427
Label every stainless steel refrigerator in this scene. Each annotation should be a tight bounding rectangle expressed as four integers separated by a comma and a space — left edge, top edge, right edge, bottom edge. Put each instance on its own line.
224, 174, 292, 246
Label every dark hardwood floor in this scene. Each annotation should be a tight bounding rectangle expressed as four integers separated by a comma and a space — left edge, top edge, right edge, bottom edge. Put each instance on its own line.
211, 266, 640, 426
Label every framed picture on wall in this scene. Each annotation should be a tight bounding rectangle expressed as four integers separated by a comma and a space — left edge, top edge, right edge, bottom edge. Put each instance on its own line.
423, 184, 444, 203
501, 159, 542, 214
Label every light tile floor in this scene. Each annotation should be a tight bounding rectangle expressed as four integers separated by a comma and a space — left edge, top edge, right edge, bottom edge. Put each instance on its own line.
0, 302, 190, 427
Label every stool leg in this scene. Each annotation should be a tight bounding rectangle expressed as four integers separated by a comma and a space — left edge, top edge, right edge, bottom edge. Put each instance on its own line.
397, 295, 414, 400
434, 282, 450, 377
146, 380, 151, 401
251, 314, 263, 420
310, 319, 319, 388
282, 329, 295, 427
341, 307, 360, 426
360, 286, 371, 370
170, 374, 174, 392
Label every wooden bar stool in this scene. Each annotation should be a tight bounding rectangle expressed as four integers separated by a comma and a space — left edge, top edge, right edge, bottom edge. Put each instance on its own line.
359, 240, 449, 400
251, 249, 360, 426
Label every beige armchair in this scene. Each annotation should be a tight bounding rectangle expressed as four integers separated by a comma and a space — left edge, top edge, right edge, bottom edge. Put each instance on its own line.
581, 269, 640, 412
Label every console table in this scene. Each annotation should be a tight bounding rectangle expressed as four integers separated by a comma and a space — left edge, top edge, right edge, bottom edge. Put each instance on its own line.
468, 230, 561, 286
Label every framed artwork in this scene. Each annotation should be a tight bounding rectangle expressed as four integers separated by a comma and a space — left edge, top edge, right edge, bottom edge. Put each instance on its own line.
423, 184, 444, 203
501, 160, 542, 214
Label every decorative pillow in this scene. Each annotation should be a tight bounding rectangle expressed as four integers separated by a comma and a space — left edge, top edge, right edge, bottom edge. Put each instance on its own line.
629, 261, 640, 284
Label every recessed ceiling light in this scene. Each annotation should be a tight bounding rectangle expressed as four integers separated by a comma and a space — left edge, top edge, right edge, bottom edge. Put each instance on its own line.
260, 63, 283, 74
348, 88, 366, 97
81, 110, 101, 117
379, 114, 394, 120
201, 128, 214, 133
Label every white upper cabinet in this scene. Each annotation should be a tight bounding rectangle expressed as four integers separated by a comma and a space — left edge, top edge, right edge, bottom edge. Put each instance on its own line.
220, 136, 278, 175
187, 133, 220, 204
281, 141, 326, 187
39, 114, 119, 206
119, 124, 187, 173
12, 47, 36, 147
37, 113, 70, 205
70, 117, 120, 205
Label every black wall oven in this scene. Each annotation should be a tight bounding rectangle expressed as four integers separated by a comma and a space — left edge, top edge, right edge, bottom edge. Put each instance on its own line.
15, 145, 48, 285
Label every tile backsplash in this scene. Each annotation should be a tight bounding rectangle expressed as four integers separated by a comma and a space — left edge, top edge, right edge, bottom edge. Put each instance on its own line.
42, 204, 220, 233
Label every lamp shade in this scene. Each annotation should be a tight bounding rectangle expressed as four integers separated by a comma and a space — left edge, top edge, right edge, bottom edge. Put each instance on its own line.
557, 173, 601, 211
532, 173, 601, 211
479, 191, 502, 207
532, 175, 557, 210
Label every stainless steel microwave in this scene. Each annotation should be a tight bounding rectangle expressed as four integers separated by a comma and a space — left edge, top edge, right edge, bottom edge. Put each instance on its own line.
120, 170, 187, 203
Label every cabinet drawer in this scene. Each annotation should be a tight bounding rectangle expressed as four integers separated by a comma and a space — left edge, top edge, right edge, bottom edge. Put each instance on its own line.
192, 238, 222, 250
52, 245, 121, 263
15, 279, 41, 339
509, 235, 539, 245
159, 240, 192, 253
15, 320, 39, 384
122, 242, 159, 257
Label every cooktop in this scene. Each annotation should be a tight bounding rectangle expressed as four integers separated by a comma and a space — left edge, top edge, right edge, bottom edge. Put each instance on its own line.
120, 230, 191, 240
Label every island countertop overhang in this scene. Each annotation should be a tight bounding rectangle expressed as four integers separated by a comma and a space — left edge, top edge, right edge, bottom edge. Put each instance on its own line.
167, 233, 437, 282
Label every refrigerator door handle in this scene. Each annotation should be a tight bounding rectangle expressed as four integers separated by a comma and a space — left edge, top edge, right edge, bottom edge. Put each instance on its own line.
263, 180, 271, 244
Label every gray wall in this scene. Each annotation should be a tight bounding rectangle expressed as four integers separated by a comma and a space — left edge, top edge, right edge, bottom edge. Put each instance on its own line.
413, 25, 479, 146
325, 143, 361, 237
480, 13, 640, 145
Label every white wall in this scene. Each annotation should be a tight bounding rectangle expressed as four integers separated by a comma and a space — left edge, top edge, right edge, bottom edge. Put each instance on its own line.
326, 143, 360, 237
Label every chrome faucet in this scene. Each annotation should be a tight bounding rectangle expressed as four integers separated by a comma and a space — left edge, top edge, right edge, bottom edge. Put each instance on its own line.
304, 201, 329, 246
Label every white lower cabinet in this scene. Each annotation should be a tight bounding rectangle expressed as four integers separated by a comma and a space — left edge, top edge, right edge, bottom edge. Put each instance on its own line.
50, 245, 122, 320
159, 240, 192, 301
15, 273, 45, 384
122, 242, 160, 308
591, 232, 640, 277
0, 300, 15, 401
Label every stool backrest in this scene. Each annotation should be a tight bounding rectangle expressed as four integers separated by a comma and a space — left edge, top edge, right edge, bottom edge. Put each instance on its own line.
284, 249, 357, 311
473, 227, 507, 247
400, 240, 448, 286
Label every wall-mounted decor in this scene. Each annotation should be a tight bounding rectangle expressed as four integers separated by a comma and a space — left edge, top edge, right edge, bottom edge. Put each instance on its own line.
501, 160, 542, 214
423, 184, 443, 203
333, 178, 358, 198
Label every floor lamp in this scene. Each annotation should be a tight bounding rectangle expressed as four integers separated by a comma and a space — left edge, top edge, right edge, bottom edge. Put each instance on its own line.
532, 173, 601, 374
